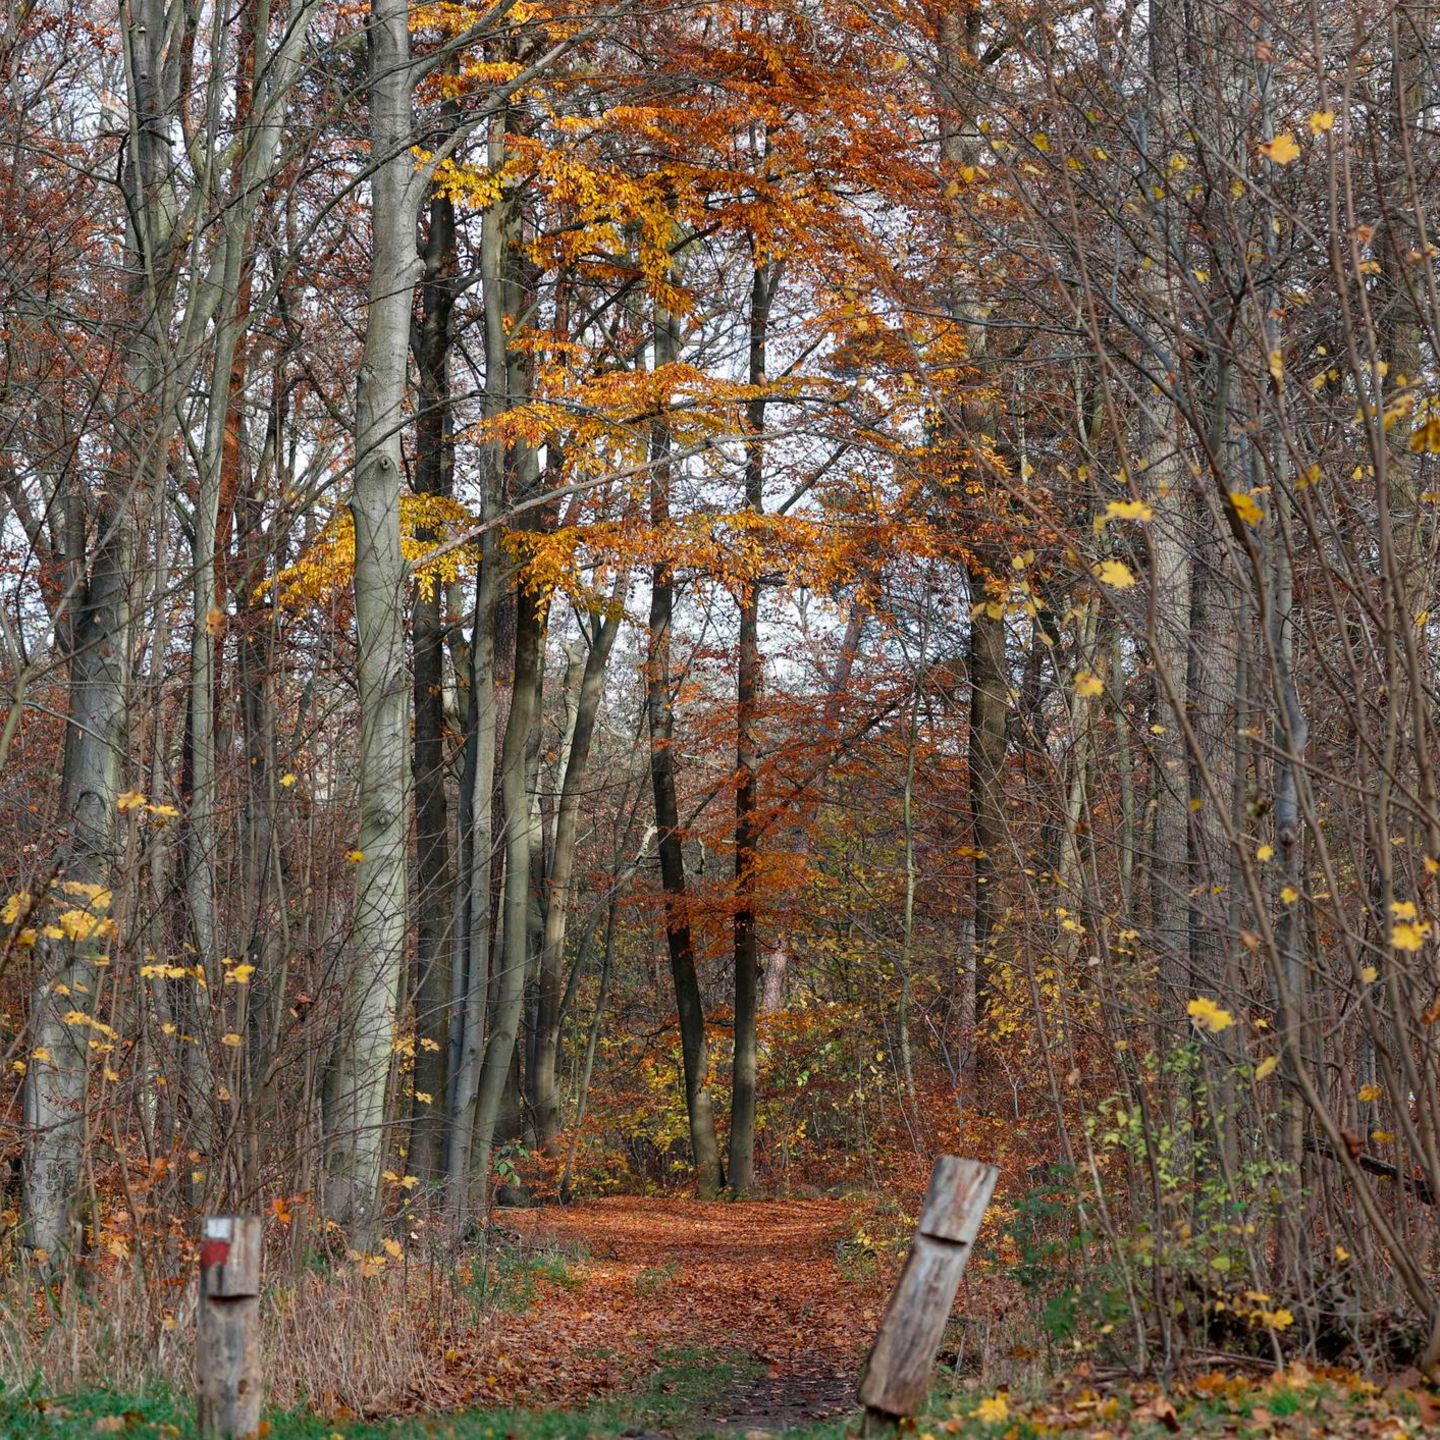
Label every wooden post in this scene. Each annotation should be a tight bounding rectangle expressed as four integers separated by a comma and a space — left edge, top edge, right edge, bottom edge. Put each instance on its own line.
856, 1156, 998, 1433
197, 1216, 263, 1438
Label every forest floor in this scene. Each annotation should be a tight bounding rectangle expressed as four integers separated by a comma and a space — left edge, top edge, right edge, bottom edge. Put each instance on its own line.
461, 1195, 885, 1428
4, 1197, 1439, 1439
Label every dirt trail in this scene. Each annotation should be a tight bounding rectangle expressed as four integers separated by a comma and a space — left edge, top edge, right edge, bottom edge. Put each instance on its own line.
464, 1197, 887, 1430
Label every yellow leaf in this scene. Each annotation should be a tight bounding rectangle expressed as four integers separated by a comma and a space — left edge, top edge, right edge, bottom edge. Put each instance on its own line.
1093, 559, 1136, 589
31, 1047, 50, 1063
1390, 899, 1417, 920
1101, 499, 1154, 525
975, 1396, 1009, 1423
116, 791, 148, 812
1187, 996, 1235, 1033
1410, 417, 1440, 453
1074, 672, 1105, 697
1309, 110, 1336, 135
1391, 920, 1429, 950
1256, 843, 1274, 861
1281, 885, 1300, 904
1334, 1245, 1349, 1261
220, 1032, 243, 1047
414, 1091, 433, 1104
400, 1175, 420, 1190
381, 1238, 403, 1259
346, 849, 365, 863
1358, 1083, 1382, 1102
1254, 1055, 1279, 1081
1230, 490, 1264, 525
1259, 132, 1301, 164
225, 964, 256, 985
1371, 1130, 1394, 1144
279, 774, 297, 788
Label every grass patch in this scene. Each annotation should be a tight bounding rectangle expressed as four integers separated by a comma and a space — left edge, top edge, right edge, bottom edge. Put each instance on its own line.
461, 1244, 584, 1317
0, 1347, 778, 1440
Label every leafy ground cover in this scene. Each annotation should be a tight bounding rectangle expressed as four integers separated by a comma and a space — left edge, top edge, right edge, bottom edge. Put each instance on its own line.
1, 1200, 1436, 1440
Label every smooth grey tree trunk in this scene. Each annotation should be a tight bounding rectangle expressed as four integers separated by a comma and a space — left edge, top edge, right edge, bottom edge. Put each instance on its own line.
324, 0, 423, 1240
531, 585, 626, 1149
470, 583, 549, 1201
647, 279, 724, 1198
24, 0, 186, 1259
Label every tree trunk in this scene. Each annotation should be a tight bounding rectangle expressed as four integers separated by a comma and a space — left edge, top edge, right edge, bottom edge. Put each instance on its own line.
471, 581, 549, 1203
325, 0, 421, 1240
936, 5, 1006, 1081
729, 255, 778, 1194
447, 109, 513, 1214
647, 277, 724, 1197
408, 187, 457, 1183
531, 586, 626, 1149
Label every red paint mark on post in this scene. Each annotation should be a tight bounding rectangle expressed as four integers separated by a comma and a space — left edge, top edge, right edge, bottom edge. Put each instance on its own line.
200, 1239, 231, 1269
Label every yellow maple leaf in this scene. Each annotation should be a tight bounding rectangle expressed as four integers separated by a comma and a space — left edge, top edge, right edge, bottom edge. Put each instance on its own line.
1096, 499, 1155, 534
116, 791, 148, 812
1188, 996, 1235, 1033
1281, 885, 1300, 904
1093, 559, 1136, 589
279, 773, 297, 788
1410, 417, 1440, 453
1256, 843, 1275, 861
346, 849, 365, 863
1259, 132, 1301, 164
975, 1396, 1010, 1423
220, 1032, 243, 1047
381, 1238, 403, 1259
1358, 1083, 1381, 1102
1230, 490, 1264, 525
1074, 672, 1105, 697
1308, 110, 1336, 135
1391, 920, 1429, 951
1255, 1055, 1279, 1081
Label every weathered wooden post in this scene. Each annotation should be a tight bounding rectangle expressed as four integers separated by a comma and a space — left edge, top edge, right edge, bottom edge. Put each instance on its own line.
197, 1215, 264, 1437
856, 1156, 998, 1435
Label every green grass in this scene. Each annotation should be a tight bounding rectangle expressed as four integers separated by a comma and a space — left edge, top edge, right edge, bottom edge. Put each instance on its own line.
11, 1358, 1412, 1440
0, 1346, 858, 1440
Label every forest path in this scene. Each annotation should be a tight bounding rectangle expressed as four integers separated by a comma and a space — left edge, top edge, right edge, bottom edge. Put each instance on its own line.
466, 1196, 887, 1431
